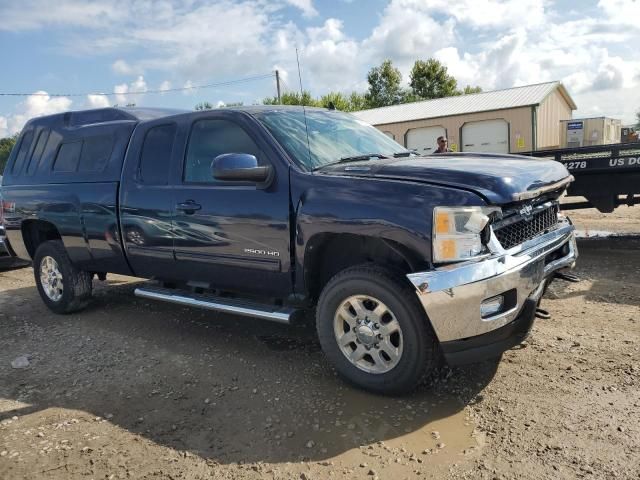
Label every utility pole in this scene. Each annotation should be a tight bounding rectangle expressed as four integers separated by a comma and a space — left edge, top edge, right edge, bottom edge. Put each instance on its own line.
275, 70, 281, 104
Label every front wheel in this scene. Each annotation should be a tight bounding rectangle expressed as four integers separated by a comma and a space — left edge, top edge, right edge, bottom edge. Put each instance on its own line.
316, 265, 439, 395
33, 240, 93, 314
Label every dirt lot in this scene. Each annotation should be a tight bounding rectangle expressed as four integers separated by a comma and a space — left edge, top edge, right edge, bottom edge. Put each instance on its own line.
1, 208, 639, 480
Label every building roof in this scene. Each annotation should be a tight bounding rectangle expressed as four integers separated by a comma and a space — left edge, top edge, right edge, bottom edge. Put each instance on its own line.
352, 81, 577, 126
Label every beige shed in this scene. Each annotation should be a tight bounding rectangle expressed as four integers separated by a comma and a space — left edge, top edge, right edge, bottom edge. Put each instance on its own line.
353, 81, 576, 154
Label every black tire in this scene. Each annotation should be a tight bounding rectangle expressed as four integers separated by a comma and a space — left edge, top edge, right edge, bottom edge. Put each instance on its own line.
33, 240, 93, 314
316, 264, 438, 395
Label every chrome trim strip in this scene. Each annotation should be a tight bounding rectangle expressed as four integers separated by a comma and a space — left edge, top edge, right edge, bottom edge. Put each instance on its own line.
134, 288, 293, 324
510, 175, 574, 201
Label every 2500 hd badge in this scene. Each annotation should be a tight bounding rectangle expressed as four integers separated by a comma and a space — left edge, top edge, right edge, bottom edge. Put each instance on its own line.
244, 248, 280, 257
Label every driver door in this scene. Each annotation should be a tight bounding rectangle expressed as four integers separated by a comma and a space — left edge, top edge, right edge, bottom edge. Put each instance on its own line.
169, 111, 292, 297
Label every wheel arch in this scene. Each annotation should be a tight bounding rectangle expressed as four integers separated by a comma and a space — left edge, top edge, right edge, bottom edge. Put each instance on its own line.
303, 233, 424, 302
21, 219, 62, 259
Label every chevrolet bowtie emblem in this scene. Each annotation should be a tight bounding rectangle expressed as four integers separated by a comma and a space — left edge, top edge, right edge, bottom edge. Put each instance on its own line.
520, 204, 534, 217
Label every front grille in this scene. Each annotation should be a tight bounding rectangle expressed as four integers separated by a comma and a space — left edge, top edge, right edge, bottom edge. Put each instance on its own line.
493, 204, 559, 250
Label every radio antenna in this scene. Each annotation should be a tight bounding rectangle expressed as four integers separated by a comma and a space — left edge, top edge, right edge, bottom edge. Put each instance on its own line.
296, 47, 312, 166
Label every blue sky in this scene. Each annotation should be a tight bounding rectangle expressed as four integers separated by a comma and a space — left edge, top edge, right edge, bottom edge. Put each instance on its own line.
1, 0, 639, 137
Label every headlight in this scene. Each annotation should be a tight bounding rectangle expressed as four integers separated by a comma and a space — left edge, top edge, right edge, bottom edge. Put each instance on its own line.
433, 206, 500, 263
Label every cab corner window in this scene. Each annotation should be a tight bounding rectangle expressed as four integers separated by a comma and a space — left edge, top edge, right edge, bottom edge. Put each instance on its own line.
139, 124, 176, 185
184, 119, 261, 184
79, 135, 113, 172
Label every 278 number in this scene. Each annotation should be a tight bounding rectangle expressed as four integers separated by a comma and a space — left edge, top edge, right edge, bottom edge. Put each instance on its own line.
565, 161, 587, 169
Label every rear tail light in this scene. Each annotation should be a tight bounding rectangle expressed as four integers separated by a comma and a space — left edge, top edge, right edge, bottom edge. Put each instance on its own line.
1, 200, 15, 225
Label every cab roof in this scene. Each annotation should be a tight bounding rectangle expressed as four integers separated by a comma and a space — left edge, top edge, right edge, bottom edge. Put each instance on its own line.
25, 105, 336, 129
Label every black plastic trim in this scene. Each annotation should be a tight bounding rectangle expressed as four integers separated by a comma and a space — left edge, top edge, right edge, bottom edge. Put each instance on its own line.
440, 298, 537, 365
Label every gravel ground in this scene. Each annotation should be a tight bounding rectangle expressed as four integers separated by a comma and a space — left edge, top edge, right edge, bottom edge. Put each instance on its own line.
1, 207, 639, 480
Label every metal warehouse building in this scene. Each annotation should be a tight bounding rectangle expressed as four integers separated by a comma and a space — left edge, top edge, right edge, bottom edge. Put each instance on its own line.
353, 81, 577, 154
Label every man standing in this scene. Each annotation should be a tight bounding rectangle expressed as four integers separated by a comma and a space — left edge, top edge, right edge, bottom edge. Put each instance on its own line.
433, 136, 452, 154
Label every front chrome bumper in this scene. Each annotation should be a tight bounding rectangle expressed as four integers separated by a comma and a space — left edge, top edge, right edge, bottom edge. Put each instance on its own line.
407, 218, 578, 342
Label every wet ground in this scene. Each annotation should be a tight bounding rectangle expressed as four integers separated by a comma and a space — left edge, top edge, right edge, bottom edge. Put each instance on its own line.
1, 207, 639, 479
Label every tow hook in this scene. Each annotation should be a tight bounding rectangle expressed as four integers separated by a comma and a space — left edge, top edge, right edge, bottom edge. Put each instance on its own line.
554, 271, 580, 283
535, 271, 580, 320
535, 308, 551, 319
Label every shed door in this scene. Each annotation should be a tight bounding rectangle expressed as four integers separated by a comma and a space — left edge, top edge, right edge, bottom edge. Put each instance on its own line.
406, 126, 446, 154
461, 119, 509, 153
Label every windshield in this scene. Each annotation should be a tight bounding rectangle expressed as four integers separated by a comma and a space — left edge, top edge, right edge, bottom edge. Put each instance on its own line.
255, 109, 408, 170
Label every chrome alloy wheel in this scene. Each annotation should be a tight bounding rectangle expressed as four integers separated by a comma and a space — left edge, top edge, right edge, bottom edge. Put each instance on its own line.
333, 295, 404, 374
40, 256, 64, 302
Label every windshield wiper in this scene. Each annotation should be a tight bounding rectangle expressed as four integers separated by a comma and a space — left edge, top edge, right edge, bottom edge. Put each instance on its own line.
392, 151, 414, 158
313, 153, 390, 171
339, 153, 390, 162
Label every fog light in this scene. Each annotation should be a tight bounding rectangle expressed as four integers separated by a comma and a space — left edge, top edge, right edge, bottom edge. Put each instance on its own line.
481, 295, 504, 318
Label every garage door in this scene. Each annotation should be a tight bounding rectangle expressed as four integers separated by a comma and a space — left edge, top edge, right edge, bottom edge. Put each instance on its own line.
461, 119, 509, 153
406, 126, 446, 154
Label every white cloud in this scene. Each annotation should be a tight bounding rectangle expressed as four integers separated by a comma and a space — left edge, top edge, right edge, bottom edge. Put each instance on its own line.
597, 0, 640, 29
284, 0, 318, 18
182, 80, 195, 95
361, 2, 457, 77
112, 76, 148, 105
0, 116, 9, 138
159, 80, 172, 92
112, 59, 136, 75
2, 92, 72, 136
0, 0, 127, 31
1, 0, 639, 124
419, 0, 547, 30
86, 94, 110, 108
302, 19, 362, 92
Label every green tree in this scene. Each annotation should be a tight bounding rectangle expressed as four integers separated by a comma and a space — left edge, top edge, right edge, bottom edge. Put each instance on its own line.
195, 102, 214, 110
0, 134, 18, 175
347, 91, 369, 111
409, 59, 458, 100
366, 59, 403, 108
263, 90, 320, 106
461, 85, 483, 95
319, 92, 351, 111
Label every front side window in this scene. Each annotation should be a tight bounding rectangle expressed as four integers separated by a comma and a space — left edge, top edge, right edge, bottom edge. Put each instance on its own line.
184, 119, 261, 183
255, 109, 407, 170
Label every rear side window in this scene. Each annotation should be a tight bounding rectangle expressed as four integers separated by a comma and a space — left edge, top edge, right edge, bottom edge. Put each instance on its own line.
139, 124, 176, 185
54, 141, 82, 172
184, 119, 261, 183
11, 130, 35, 174
79, 135, 113, 172
26, 129, 51, 175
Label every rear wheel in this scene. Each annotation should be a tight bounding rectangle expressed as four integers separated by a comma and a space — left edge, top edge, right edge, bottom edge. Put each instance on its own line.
316, 265, 438, 395
33, 240, 92, 314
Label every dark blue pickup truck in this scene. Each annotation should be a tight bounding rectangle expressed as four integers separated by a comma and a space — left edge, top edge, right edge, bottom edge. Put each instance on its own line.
0, 106, 578, 394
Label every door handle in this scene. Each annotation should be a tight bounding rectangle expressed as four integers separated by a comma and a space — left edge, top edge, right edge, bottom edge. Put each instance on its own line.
176, 201, 202, 214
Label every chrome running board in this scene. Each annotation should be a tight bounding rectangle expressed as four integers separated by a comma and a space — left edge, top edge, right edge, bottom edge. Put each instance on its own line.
134, 286, 295, 324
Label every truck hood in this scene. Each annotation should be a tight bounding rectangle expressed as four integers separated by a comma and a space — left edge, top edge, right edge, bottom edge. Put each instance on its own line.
319, 153, 573, 205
